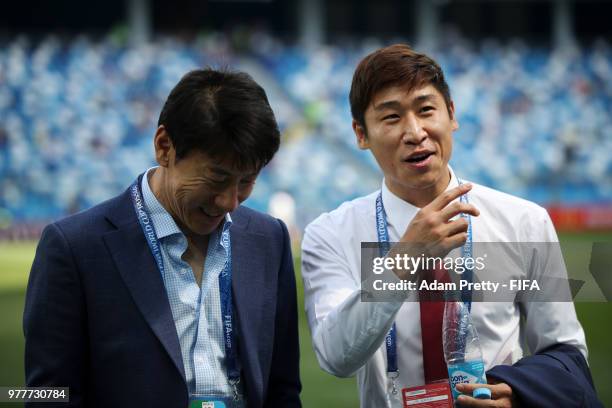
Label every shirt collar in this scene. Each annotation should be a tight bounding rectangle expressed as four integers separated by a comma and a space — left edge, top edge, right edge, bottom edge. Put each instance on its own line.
141, 167, 233, 244
221, 213, 233, 236
141, 167, 182, 239
381, 166, 459, 235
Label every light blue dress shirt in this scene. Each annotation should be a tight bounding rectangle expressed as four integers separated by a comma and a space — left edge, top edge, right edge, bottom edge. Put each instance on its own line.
141, 168, 244, 404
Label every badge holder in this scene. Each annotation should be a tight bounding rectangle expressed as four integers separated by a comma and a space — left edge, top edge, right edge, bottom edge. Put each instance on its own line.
402, 380, 453, 408
188, 395, 241, 408
189, 401, 227, 408
189, 382, 242, 408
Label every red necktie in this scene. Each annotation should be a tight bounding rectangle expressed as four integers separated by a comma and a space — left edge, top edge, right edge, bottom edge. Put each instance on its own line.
419, 267, 450, 383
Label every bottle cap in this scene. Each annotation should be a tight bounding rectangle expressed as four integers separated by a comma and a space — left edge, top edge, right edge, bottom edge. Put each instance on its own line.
473, 387, 492, 399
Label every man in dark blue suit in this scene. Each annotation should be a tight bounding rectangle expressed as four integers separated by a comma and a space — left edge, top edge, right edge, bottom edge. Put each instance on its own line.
24, 69, 301, 407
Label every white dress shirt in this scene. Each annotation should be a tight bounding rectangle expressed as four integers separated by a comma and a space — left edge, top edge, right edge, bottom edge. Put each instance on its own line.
301, 167, 587, 407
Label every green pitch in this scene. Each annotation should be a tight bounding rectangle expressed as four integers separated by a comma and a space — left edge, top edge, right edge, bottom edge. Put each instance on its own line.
1, 233, 611, 407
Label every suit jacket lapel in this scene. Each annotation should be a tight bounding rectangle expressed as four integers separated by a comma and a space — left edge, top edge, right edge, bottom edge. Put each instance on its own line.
102, 182, 186, 383
231, 220, 273, 406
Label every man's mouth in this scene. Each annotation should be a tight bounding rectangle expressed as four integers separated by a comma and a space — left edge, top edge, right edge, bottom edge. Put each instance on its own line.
404, 151, 435, 165
199, 207, 223, 218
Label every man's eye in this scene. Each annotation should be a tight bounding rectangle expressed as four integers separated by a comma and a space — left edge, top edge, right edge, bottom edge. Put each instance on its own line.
382, 114, 399, 121
240, 179, 255, 185
420, 106, 434, 113
210, 178, 229, 186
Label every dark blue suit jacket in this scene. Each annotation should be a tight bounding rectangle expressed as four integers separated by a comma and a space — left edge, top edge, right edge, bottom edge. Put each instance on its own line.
487, 344, 603, 408
24, 179, 302, 407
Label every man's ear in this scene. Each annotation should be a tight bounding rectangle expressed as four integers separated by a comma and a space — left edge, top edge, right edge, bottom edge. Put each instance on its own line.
449, 101, 459, 132
353, 120, 369, 150
153, 125, 174, 167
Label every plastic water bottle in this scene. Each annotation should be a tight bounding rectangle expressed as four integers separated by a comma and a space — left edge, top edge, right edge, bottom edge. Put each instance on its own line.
442, 301, 492, 402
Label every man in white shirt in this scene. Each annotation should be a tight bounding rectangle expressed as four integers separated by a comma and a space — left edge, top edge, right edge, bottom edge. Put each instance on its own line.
301, 44, 591, 407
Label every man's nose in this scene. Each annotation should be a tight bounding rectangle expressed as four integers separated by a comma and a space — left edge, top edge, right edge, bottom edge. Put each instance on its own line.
402, 115, 427, 145
214, 184, 240, 213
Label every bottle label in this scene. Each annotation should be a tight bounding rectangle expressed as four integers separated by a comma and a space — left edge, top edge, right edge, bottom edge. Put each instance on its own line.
446, 360, 487, 401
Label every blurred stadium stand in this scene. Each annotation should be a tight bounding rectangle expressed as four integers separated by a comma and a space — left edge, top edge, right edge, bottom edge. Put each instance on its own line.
0, 0, 611, 237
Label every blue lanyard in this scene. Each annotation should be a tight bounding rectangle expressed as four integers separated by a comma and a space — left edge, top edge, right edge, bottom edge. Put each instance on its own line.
375, 194, 398, 374
129, 178, 241, 397
375, 180, 473, 378
458, 180, 473, 313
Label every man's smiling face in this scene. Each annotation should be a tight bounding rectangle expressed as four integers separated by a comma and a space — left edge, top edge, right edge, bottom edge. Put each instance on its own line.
354, 83, 459, 200
163, 148, 258, 236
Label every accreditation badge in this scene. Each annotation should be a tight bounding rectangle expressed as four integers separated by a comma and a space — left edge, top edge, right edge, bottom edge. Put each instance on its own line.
402, 380, 452, 407
188, 399, 226, 408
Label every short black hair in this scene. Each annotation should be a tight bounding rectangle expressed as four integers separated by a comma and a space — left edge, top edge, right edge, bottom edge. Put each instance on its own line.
350, 44, 452, 129
158, 68, 280, 171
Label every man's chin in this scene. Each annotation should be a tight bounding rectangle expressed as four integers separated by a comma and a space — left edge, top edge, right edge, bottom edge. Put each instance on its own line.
399, 167, 450, 191
403, 171, 439, 188
404, 166, 448, 182
186, 219, 223, 237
